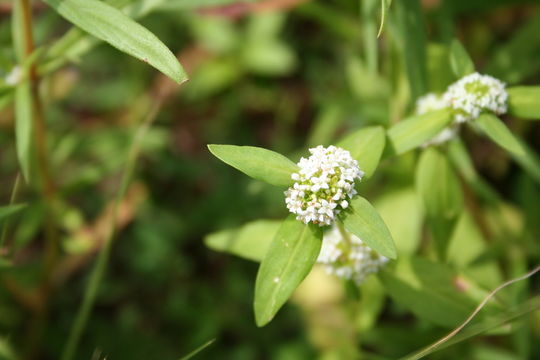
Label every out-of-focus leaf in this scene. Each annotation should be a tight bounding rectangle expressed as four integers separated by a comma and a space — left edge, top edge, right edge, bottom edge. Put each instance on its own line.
340, 196, 397, 259
511, 138, 540, 184
416, 148, 463, 219
449, 39, 475, 78
475, 114, 525, 156
392, 0, 427, 100
204, 219, 281, 262
254, 215, 323, 326
387, 109, 452, 155
427, 43, 454, 93
208, 145, 298, 187
14, 80, 33, 182
308, 106, 343, 147
380, 257, 479, 328
0, 204, 27, 222
42, 0, 187, 83
378, 0, 392, 37
485, 14, 540, 84
401, 295, 540, 360
507, 86, 540, 120
337, 126, 386, 178
375, 188, 423, 255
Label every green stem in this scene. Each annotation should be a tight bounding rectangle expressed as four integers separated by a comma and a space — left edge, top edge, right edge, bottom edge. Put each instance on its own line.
60, 101, 162, 360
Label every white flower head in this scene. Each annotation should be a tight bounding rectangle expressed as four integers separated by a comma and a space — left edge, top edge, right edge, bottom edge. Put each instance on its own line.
443, 72, 508, 123
415, 93, 458, 147
415, 93, 448, 115
317, 225, 389, 285
285, 145, 363, 226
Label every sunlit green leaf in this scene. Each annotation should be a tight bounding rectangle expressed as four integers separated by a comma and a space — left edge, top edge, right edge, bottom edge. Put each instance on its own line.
507, 86, 540, 120
387, 109, 452, 155
208, 145, 298, 187
254, 215, 323, 326
337, 126, 386, 178
449, 39, 475, 78
204, 219, 281, 262
340, 196, 397, 259
416, 147, 463, 219
43, 0, 187, 83
475, 114, 525, 156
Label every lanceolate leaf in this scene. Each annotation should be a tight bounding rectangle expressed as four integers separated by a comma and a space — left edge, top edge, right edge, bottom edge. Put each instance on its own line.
42, 0, 187, 83
475, 114, 525, 156
387, 109, 452, 155
254, 215, 323, 327
337, 126, 386, 178
449, 39, 475, 78
507, 86, 540, 120
205, 219, 281, 262
340, 196, 397, 259
0, 204, 27, 221
380, 257, 479, 328
208, 145, 298, 187
15, 80, 33, 182
416, 148, 463, 219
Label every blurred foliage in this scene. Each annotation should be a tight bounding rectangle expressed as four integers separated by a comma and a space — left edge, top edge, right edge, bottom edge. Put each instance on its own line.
0, 0, 539, 359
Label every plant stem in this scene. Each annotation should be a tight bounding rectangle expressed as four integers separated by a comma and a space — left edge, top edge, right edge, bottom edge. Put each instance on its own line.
60, 100, 162, 360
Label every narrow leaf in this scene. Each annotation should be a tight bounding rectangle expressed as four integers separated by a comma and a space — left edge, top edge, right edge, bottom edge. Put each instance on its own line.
14, 80, 33, 181
392, 0, 427, 100
475, 114, 525, 156
205, 220, 281, 262
0, 204, 26, 222
380, 257, 479, 328
340, 196, 397, 259
42, 0, 187, 83
449, 39, 475, 78
507, 86, 540, 120
377, 0, 392, 37
337, 126, 386, 178
416, 148, 463, 219
208, 145, 298, 187
387, 109, 452, 155
254, 215, 323, 326
178, 339, 215, 360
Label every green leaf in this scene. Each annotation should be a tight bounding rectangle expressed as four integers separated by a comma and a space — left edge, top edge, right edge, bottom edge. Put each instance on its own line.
507, 86, 540, 120
475, 114, 525, 156
401, 295, 540, 360
449, 39, 475, 78
0, 204, 27, 222
204, 220, 281, 262
340, 196, 397, 259
208, 145, 298, 187
392, 0, 427, 100
254, 215, 323, 326
374, 188, 423, 255
387, 109, 452, 155
337, 126, 386, 178
416, 148, 463, 219
14, 80, 33, 182
178, 339, 215, 360
42, 0, 187, 83
377, 0, 392, 37
511, 138, 540, 184
380, 257, 479, 328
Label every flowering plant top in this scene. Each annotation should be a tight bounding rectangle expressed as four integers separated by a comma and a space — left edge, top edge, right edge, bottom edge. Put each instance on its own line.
285, 145, 364, 226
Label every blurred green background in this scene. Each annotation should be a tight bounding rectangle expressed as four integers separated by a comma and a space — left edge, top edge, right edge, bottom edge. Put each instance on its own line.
1, 0, 540, 359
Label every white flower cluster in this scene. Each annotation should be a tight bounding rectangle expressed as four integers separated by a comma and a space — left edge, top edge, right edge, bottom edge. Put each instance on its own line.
415, 93, 447, 116
415, 93, 458, 147
285, 145, 364, 226
443, 72, 508, 123
317, 225, 389, 285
